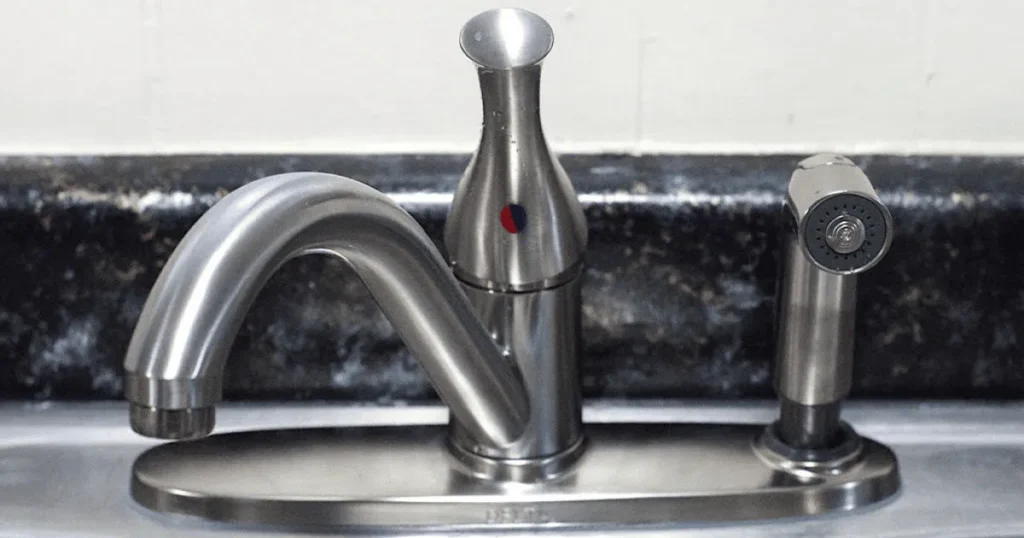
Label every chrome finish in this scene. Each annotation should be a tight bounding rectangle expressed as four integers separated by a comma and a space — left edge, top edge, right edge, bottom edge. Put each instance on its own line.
122, 172, 529, 452
130, 422, 898, 529
774, 154, 894, 452
445, 8, 588, 465
825, 214, 866, 253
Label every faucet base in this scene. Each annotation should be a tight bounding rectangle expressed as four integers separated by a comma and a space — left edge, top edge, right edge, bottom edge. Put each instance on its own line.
130, 422, 900, 530
447, 431, 587, 483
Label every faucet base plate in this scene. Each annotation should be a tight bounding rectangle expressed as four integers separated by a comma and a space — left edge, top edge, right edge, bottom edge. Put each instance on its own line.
131, 422, 900, 530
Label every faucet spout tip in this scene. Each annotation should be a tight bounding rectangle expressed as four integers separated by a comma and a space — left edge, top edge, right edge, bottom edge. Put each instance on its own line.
130, 404, 215, 440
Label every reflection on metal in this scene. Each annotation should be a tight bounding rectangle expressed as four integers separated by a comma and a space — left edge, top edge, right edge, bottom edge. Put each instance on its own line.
775, 153, 894, 452
131, 423, 899, 530
119, 8, 904, 530
447, 7, 588, 463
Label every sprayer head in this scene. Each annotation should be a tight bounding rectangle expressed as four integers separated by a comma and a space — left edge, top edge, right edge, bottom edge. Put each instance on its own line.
786, 154, 893, 274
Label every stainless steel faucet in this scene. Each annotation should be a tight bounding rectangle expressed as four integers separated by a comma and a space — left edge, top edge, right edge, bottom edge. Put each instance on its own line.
123, 11, 901, 530
123, 173, 531, 450
124, 7, 584, 480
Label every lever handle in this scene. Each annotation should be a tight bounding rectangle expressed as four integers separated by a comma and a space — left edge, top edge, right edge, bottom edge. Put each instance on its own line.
446, 8, 586, 292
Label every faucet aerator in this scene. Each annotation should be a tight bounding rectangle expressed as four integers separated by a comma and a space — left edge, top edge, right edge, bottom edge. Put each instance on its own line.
129, 404, 215, 441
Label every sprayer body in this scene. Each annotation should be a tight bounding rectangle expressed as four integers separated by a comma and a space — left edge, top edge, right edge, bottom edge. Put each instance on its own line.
773, 154, 893, 453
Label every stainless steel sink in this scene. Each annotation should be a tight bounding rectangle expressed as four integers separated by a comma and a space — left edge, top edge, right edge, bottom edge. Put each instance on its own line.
0, 400, 1022, 538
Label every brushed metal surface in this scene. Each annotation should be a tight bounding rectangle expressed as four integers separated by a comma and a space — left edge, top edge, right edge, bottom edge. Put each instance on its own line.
774, 154, 894, 450
128, 422, 898, 529
774, 233, 858, 406
126, 8, 589, 473
452, 280, 583, 463
446, 8, 587, 291
0, 402, 1023, 537
121, 172, 529, 452
446, 8, 587, 464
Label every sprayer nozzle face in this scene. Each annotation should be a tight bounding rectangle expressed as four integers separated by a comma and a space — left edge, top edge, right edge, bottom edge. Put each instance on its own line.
802, 193, 890, 274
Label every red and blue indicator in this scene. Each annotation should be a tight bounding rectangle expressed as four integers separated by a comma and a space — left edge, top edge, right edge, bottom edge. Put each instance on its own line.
500, 204, 527, 234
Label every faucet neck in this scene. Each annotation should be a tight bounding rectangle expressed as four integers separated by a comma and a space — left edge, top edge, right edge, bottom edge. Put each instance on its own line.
445, 63, 586, 291
477, 66, 547, 155
123, 173, 530, 449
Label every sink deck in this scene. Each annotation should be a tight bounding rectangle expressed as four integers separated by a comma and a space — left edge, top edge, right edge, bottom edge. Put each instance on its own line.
0, 401, 1022, 537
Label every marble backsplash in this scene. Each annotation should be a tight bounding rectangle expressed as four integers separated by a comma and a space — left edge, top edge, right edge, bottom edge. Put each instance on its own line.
1, 154, 1022, 402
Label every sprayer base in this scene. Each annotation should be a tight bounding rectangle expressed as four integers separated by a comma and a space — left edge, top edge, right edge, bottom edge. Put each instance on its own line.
131, 422, 899, 530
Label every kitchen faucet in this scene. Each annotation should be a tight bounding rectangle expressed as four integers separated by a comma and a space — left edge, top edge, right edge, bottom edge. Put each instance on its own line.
124, 7, 584, 481
123, 172, 532, 452
123, 8, 900, 530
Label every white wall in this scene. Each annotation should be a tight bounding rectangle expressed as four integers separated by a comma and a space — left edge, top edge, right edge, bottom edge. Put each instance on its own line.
1, 0, 1022, 155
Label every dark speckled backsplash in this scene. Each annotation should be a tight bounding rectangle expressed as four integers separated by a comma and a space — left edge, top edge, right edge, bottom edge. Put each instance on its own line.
2, 154, 1023, 402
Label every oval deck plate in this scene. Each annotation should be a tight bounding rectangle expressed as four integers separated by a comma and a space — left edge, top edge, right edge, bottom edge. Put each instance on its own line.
131, 423, 900, 530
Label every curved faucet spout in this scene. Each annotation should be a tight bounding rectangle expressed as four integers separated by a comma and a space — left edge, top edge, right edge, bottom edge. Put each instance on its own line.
124, 172, 530, 449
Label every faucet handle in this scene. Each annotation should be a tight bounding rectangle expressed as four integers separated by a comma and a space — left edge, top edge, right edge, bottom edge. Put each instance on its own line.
446, 8, 587, 292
